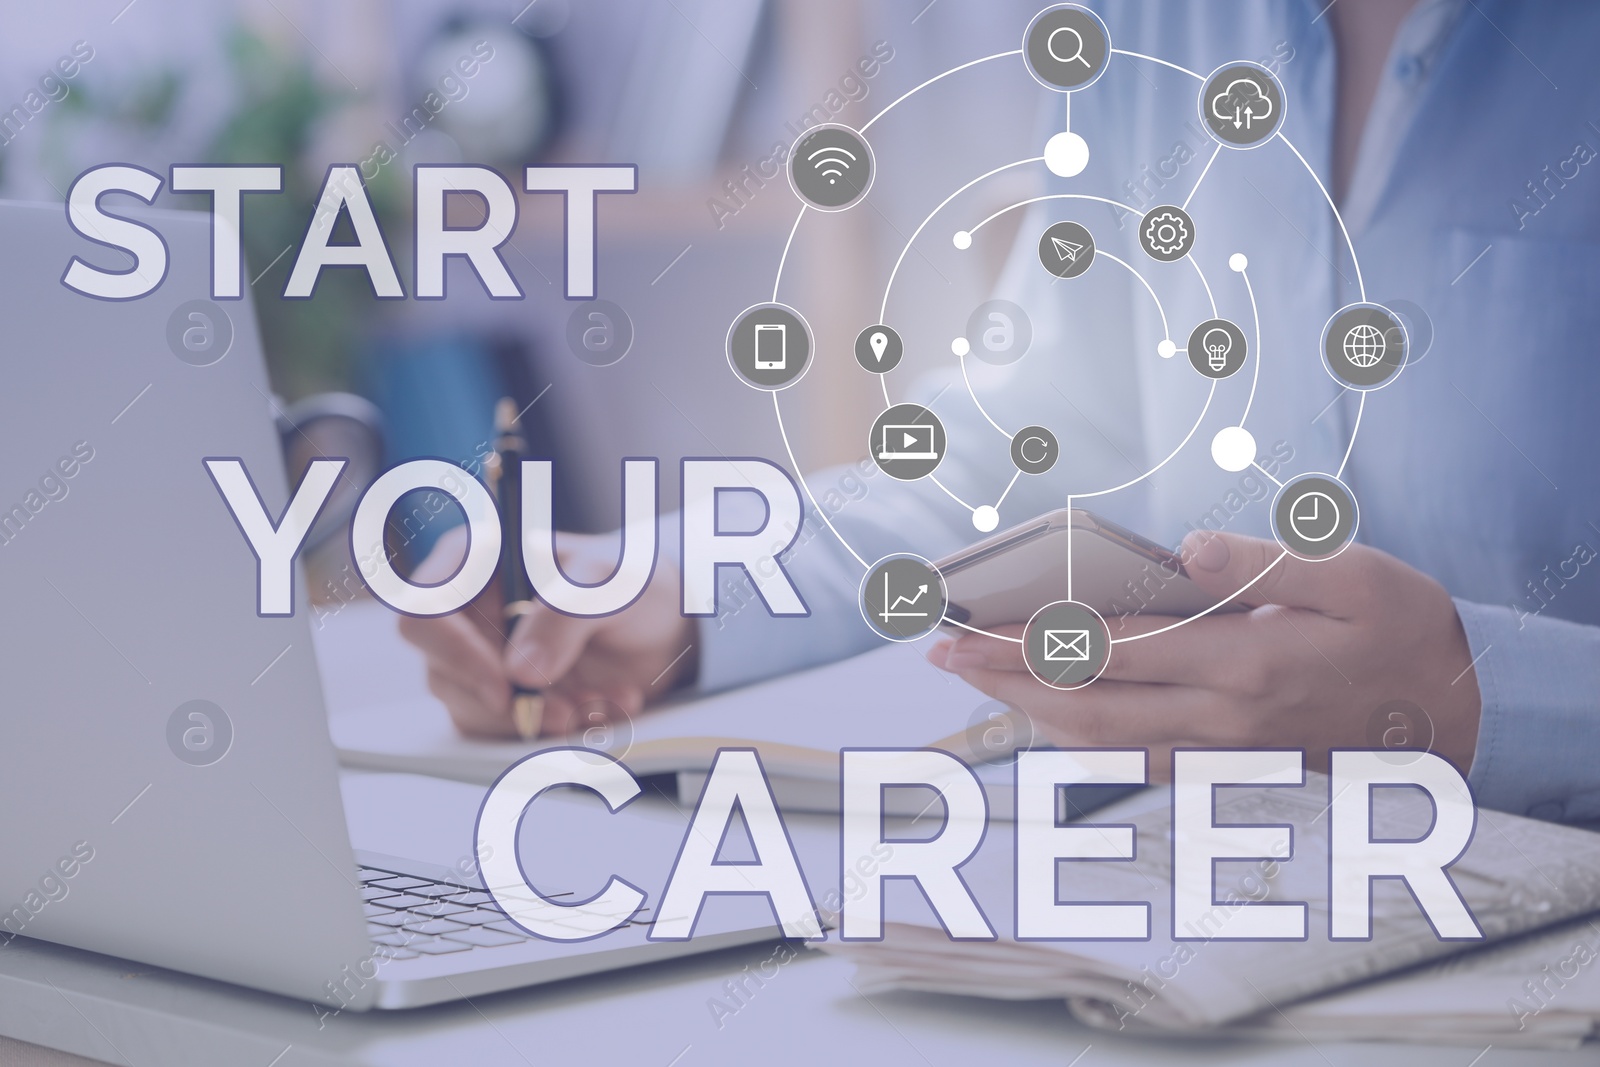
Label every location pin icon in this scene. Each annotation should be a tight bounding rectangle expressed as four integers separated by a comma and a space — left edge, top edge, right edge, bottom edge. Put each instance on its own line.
869, 331, 888, 363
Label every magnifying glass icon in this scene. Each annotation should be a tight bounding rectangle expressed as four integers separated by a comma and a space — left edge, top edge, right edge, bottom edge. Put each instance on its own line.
1046, 26, 1091, 69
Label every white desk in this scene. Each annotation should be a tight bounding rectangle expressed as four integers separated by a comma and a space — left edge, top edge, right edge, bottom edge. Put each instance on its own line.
1, 604, 1590, 1065
2, 846, 1594, 1067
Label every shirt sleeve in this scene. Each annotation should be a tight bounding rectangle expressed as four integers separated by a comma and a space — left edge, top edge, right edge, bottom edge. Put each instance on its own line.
675, 373, 1138, 693
1456, 599, 1600, 823
677, 431, 1053, 693
684, 462, 976, 693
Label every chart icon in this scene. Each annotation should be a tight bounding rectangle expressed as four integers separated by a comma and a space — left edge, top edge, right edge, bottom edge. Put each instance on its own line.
860, 554, 948, 641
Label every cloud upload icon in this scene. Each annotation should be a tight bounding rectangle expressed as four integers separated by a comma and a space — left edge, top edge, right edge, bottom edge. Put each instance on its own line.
1211, 77, 1274, 130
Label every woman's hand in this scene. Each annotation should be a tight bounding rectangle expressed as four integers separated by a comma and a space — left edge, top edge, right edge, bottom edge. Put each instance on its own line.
929, 531, 1481, 779
398, 526, 696, 738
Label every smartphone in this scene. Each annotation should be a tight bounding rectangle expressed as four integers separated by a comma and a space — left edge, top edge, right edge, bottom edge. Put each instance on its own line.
754, 323, 787, 370
935, 507, 1236, 630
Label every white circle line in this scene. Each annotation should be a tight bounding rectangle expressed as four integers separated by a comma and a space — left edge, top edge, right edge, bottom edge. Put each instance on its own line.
1111, 550, 1289, 644
969, 192, 1144, 236
1066, 494, 1074, 602
927, 473, 976, 513
1074, 379, 1217, 501
771, 390, 868, 570
862, 50, 1023, 134
959, 348, 1013, 440
1181, 142, 1222, 211
1276, 130, 1366, 301
995, 468, 1024, 508
1338, 391, 1365, 479
879, 156, 1044, 324
1238, 266, 1263, 427
1189, 254, 1218, 318
1109, 47, 1204, 81
772, 206, 806, 303
942, 615, 1024, 644
1097, 249, 1170, 342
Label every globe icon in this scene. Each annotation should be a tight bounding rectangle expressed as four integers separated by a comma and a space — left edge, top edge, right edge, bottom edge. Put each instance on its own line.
1343, 323, 1386, 368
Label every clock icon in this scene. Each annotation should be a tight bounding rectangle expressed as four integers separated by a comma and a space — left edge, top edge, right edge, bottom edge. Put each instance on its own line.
1271, 474, 1357, 560
1288, 490, 1340, 543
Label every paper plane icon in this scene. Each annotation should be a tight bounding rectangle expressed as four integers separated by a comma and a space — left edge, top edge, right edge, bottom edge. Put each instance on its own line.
1051, 237, 1085, 264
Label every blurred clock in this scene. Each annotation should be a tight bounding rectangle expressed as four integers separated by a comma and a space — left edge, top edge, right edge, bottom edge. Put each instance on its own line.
417, 21, 554, 163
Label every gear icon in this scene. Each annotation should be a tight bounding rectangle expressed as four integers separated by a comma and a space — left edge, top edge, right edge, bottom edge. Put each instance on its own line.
1139, 206, 1194, 261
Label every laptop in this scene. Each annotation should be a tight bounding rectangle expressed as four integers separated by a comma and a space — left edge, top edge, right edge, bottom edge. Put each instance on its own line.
0, 201, 777, 1010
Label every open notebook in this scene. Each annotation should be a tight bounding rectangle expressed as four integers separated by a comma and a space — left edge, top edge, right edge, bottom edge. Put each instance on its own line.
317, 603, 1133, 817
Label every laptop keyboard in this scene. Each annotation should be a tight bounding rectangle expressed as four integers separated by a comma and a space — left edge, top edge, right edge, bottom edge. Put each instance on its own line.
360, 865, 654, 960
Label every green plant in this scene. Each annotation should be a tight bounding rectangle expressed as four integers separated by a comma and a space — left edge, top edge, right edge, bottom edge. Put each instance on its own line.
206, 27, 393, 398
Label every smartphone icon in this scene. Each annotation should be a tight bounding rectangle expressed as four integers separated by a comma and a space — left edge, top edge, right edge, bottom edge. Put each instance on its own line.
754, 323, 787, 370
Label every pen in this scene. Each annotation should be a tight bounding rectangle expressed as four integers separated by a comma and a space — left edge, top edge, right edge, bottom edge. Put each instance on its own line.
494, 397, 545, 740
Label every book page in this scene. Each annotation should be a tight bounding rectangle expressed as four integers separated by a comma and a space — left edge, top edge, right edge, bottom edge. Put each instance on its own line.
1202, 916, 1600, 1049
321, 602, 1000, 781
827, 777, 1600, 1031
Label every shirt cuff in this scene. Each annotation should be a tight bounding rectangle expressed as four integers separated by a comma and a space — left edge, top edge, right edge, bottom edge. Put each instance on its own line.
1456, 599, 1600, 822
658, 507, 876, 694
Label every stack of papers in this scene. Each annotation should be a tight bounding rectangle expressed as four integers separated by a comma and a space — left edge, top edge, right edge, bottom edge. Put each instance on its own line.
820, 780, 1600, 1049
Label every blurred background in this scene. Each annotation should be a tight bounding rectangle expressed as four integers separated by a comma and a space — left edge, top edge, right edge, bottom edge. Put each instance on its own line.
0, 0, 1050, 597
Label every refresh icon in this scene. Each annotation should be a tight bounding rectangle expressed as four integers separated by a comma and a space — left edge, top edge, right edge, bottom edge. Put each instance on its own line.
1010, 425, 1060, 475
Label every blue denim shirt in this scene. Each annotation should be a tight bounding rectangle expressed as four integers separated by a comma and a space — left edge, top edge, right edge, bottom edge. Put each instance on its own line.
694, 1, 1600, 823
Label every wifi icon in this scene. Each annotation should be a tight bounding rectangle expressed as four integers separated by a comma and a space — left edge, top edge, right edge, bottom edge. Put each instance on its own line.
808, 145, 857, 186
788, 124, 875, 212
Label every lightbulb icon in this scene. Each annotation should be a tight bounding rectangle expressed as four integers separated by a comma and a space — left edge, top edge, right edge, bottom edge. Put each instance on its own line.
1203, 327, 1232, 372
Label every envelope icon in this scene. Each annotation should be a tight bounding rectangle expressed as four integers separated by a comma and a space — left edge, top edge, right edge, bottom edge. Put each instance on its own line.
1043, 629, 1091, 662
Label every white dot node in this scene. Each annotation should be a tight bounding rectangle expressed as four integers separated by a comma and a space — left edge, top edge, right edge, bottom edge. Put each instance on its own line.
1228, 253, 1249, 272
1211, 426, 1257, 473
1043, 131, 1090, 178
972, 505, 1000, 532
953, 230, 973, 250
951, 336, 971, 357
1157, 339, 1177, 359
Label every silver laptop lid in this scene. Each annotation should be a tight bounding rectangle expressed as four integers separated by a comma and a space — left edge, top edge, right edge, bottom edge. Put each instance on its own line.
0, 201, 373, 1006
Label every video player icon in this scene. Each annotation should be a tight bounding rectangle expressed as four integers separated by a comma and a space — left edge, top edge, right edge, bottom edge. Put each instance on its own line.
870, 404, 946, 481
878, 424, 938, 461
